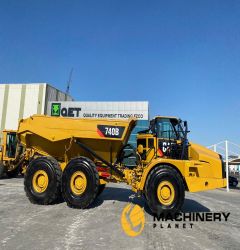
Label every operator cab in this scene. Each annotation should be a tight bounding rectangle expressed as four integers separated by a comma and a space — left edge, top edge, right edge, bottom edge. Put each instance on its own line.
2, 131, 18, 159
137, 116, 189, 161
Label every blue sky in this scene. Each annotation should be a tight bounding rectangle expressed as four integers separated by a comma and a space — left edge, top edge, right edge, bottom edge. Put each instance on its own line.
0, 0, 240, 146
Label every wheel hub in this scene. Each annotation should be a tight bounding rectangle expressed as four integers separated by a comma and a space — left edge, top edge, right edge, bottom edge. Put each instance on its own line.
70, 171, 87, 195
32, 170, 49, 193
157, 181, 175, 206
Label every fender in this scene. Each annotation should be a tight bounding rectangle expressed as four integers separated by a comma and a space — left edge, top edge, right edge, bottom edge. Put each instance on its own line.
138, 158, 189, 190
138, 157, 226, 192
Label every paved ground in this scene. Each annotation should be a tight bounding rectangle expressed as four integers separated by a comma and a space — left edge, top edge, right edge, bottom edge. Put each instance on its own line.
0, 177, 239, 250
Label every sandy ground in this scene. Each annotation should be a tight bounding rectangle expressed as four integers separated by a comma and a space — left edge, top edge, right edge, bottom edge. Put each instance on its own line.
0, 177, 239, 250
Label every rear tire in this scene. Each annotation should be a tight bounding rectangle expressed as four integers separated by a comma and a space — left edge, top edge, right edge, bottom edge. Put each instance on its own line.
145, 165, 185, 215
24, 156, 62, 205
62, 157, 99, 208
0, 162, 5, 178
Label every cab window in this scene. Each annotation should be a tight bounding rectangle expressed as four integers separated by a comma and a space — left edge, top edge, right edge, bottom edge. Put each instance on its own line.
6, 133, 17, 158
156, 118, 177, 140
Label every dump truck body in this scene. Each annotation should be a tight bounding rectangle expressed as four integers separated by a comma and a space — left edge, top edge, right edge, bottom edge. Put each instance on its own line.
18, 115, 136, 168
18, 115, 226, 214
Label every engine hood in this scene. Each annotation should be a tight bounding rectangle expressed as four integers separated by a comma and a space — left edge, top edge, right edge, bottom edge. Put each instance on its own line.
189, 142, 221, 163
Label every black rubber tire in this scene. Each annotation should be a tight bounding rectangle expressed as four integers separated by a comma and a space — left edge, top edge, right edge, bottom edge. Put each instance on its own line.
24, 156, 62, 205
62, 157, 99, 208
0, 161, 5, 178
145, 165, 185, 215
20, 168, 25, 176
97, 184, 106, 196
6, 167, 19, 178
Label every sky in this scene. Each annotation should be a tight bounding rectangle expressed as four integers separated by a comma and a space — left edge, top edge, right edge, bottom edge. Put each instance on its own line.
0, 0, 240, 146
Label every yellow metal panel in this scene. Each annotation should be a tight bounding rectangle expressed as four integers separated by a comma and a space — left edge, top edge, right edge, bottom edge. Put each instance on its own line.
189, 143, 223, 178
138, 156, 225, 192
185, 177, 226, 192
18, 115, 136, 167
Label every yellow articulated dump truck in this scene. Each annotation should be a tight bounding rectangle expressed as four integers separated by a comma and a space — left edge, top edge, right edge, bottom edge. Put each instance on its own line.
0, 130, 26, 178
17, 115, 226, 215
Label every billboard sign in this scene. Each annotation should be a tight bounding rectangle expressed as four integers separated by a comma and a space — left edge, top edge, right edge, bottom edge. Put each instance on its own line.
48, 101, 149, 120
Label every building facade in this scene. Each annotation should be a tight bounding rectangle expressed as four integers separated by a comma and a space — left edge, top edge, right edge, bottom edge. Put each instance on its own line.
0, 83, 73, 142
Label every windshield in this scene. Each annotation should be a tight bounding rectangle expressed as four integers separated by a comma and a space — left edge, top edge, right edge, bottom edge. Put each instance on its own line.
155, 118, 184, 140
6, 132, 17, 158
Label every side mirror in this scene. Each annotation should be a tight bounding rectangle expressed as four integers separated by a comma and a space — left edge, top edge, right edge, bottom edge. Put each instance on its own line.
137, 144, 144, 154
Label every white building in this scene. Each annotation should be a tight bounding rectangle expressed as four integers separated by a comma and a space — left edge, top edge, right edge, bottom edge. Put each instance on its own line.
0, 83, 73, 142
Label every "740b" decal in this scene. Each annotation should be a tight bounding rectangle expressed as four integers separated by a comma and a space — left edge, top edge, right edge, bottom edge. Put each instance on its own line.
97, 125, 125, 138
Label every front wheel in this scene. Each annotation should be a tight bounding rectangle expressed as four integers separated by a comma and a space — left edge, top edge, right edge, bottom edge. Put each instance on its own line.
145, 165, 185, 215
